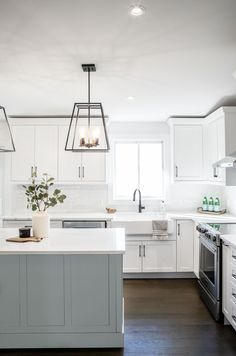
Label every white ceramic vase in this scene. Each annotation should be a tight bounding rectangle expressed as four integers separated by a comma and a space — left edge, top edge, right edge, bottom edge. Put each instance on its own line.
32, 211, 50, 238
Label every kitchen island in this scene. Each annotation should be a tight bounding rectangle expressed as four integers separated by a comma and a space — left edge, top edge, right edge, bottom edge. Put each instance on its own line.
0, 228, 125, 349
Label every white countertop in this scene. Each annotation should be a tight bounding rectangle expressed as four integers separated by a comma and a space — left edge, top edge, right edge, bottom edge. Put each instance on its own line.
3, 211, 236, 223
0, 228, 125, 255
2, 213, 114, 221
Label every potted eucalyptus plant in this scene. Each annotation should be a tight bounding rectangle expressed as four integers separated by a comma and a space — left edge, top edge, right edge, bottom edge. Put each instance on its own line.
23, 173, 66, 238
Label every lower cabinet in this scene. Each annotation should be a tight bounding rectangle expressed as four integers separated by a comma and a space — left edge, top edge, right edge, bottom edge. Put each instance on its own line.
176, 220, 194, 272
123, 240, 176, 273
123, 241, 142, 273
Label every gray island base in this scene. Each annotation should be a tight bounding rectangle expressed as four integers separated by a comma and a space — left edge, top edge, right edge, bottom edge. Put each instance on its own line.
0, 228, 125, 348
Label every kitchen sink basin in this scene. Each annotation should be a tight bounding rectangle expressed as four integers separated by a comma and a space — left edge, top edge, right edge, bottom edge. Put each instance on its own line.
112, 212, 173, 235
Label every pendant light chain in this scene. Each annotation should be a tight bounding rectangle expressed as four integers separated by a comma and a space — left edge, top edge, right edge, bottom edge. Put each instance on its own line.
88, 68, 91, 145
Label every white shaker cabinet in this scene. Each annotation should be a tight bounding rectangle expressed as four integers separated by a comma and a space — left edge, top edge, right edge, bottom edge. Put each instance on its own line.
123, 241, 142, 273
82, 151, 105, 182
123, 239, 177, 273
58, 126, 81, 181
176, 220, 194, 272
142, 240, 176, 272
168, 119, 205, 181
58, 126, 106, 183
11, 125, 58, 182
206, 116, 225, 182
11, 126, 35, 182
35, 126, 58, 179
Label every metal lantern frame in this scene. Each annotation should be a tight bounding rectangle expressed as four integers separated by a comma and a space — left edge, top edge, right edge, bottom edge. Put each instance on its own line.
65, 64, 110, 152
0, 105, 15, 152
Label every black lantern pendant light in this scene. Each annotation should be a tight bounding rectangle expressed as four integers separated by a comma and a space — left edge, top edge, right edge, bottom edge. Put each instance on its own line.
0, 106, 15, 152
65, 64, 110, 152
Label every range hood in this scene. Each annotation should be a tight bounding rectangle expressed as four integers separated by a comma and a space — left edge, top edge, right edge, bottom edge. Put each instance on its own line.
213, 151, 236, 168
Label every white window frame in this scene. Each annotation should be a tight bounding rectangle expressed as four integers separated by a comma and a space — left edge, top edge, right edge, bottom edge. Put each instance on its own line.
110, 139, 165, 202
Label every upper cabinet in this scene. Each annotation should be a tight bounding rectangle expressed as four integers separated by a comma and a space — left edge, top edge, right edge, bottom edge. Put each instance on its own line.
169, 107, 236, 184
11, 121, 106, 184
11, 125, 58, 182
206, 116, 225, 182
58, 126, 106, 183
11, 126, 35, 182
169, 119, 205, 181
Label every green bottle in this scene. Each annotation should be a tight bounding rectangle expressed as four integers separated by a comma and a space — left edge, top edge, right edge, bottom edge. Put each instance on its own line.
208, 197, 214, 212
202, 196, 208, 211
214, 198, 220, 212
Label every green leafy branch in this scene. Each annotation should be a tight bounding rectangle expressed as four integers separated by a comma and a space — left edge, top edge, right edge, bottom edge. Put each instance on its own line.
23, 173, 66, 212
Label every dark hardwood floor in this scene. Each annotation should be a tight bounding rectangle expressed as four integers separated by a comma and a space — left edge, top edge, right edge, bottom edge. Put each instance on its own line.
1, 279, 236, 356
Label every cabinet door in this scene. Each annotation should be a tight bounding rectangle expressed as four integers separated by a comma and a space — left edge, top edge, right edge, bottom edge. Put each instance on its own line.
142, 240, 176, 272
35, 126, 58, 179
207, 118, 225, 182
222, 243, 230, 320
11, 126, 35, 181
58, 126, 82, 182
123, 241, 142, 273
193, 222, 200, 278
174, 125, 204, 180
176, 220, 194, 272
81, 152, 106, 182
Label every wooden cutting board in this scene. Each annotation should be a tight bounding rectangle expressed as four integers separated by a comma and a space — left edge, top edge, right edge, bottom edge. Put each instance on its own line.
6, 237, 43, 243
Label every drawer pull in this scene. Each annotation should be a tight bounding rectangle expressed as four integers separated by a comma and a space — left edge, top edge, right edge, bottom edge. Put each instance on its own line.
143, 245, 146, 257
139, 245, 141, 257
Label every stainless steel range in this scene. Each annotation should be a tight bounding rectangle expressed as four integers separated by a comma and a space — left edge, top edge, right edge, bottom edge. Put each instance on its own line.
196, 222, 236, 321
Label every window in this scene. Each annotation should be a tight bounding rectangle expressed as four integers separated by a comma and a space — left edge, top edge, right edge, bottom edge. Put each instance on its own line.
113, 142, 164, 199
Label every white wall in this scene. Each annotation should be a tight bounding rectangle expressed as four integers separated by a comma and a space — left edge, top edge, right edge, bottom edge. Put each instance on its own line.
5, 121, 226, 216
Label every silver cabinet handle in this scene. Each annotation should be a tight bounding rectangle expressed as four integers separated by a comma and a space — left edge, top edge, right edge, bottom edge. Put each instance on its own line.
175, 165, 178, 177
31, 166, 34, 177
82, 166, 85, 178
177, 223, 180, 236
213, 167, 218, 178
143, 245, 146, 257
35, 166, 38, 177
139, 245, 141, 257
78, 167, 81, 178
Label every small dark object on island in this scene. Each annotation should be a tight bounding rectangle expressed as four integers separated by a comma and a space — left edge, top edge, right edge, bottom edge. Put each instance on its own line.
19, 227, 31, 238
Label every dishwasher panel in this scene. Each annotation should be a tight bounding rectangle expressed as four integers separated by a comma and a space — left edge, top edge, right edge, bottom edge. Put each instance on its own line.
62, 220, 107, 229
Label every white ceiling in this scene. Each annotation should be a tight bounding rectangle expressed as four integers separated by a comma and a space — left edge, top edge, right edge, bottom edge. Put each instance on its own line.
0, 0, 236, 121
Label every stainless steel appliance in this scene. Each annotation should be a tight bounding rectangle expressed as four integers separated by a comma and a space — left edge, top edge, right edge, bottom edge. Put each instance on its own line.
62, 220, 107, 229
197, 222, 236, 321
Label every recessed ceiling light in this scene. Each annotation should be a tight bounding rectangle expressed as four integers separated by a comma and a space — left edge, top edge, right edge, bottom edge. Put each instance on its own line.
130, 5, 146, 16
127, 96, 135, 100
